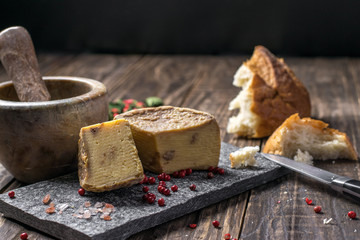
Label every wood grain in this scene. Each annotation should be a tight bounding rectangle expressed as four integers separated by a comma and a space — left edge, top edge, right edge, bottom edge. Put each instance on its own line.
0, 54, 359, 240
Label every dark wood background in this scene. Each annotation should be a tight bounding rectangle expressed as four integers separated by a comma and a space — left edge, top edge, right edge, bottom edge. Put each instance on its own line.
2, 0, 360, 56
0, 54, 359, 239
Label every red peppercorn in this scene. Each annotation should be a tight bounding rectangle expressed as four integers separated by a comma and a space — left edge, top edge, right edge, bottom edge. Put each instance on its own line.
148, 177, 156, 184
111, 108, 119, 113
179, 171, 186, 178
122, 106, 129, 112
305, 197, 313, 205
158, 198, 165, 206
78, 188, 85, 196
164, 174, 171, 181
142, 186, 149, 193
20, 232, 28, 240
186, 168, 192, 175
163, 188, 171, 196
207, 172, 214, 179
147, 196, 155, 204
159, 181, 166, 187
314, 206, 321, 213
189, 223, 197, 229
157, 174, 163, 181
212, 220, 220, 228
140, 175, 148, 184
158, 185, 165, 193
190, 184, 196, 191
224, 233, 231, 240
8, 191, 15, 198
142, 194, 149, 201
208, 166, 215, 172
148, 193, 156, 199
213, 167, 219, 173
218, 168, 225, 175
171, 185, 178, 192
172, 171, 179, 178
348, 211, 357, 219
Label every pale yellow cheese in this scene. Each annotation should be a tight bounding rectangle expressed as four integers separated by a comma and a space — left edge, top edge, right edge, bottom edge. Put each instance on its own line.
115, 106, 221, 174
78, 119, 144, 192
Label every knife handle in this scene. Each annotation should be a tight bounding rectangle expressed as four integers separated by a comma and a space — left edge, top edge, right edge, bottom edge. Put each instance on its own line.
343, 180, 360, 202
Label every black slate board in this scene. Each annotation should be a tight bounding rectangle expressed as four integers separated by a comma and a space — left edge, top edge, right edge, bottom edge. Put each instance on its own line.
0, 142, 289, 240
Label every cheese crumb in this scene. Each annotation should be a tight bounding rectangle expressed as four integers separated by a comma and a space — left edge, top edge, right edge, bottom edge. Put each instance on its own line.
229, 146, 259, 168
294, 149, 314, 165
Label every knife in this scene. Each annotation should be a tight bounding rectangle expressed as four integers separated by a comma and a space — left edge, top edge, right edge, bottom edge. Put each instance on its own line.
261, 153, 360, 202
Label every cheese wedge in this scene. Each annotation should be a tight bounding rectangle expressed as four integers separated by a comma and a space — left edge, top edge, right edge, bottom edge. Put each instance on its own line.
78, 119, 144, 192
115, 106, 221, 174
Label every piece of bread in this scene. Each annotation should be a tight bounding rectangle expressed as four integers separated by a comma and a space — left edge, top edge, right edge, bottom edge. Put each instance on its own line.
263, 113, 358, 161
229, 146, 259, 168
227, 46, 311, 138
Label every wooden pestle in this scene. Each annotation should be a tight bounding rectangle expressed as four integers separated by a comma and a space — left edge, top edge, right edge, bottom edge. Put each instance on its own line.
0, 26, 51, 102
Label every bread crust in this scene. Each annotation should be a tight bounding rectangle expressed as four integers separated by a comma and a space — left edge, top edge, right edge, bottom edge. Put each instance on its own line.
245, 46, 311, 138
263, 113, 358, 160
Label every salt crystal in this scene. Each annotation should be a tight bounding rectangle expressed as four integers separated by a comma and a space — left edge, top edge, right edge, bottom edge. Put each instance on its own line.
354, 229, 357, 233
100, 213, 110, 219
323, 218, 332, 225
78, 206, 84, 214
83, 210, 91, 219
73, 213, 83, 219
57, 203, 69, 214
89, 207, 99, 215
94, 202, 103, 208
283, 191, 288, 194
84, 201, 91, 208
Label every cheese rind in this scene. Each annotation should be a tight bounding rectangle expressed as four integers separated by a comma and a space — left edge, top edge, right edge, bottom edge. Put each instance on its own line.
115, 106, 221, 174
78, 119, 144, 192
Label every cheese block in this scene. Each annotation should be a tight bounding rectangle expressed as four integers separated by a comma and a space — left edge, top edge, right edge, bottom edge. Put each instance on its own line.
114, 106, 221, 174
229, 146, 259, 168
78, 119, 144, 192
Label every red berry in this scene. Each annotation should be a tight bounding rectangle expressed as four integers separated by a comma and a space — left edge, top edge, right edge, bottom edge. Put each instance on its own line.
147, 196, 155, 204
314, 206, 322, 213
207, 172, 214, 179
123, 99, 134, 104
157, 174, 163, 181
213, 167, 219, 173
122, 106, 129, 112
348, 211, 357, 219
163, 188, 171, 196
208, 166, 215, 172
148, 177, 156, 184
224, 233, 231, 240
158, 198, 165, 206
190, 184, 196, 191
172, 171, 179, 178
142, 186, 149, 193
78, 188, 85, 196
20, 232, 28, 240
141, 175, 148, 184
159, 181, 166, 187
171, 185, 178, 192
158, 185, 165, 193
186, 168, 192, 175
179, 171, 186, 178
189, 223, 197, 229
8, 191, 15, 198
212, 220, 220, 228
164, 174, 171, 181
305, 197, 313, 205
142, 194, 149, 201
218, 168, 225, 175
148, 193, 156, 199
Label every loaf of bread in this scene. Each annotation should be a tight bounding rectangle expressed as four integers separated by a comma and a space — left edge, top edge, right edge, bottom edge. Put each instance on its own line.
227, 46, 311, 138
115, 106, 221, 174
263, 113, 358, 162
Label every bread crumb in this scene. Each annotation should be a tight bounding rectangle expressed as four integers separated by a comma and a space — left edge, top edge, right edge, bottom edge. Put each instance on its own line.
294, 149, 314, 165
229, 146, 259, 168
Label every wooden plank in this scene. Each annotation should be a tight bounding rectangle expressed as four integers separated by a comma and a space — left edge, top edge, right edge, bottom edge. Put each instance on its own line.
241, 58, 360, 240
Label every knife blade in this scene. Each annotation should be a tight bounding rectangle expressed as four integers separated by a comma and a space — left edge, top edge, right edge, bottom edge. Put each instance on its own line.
261, 153, 360, 202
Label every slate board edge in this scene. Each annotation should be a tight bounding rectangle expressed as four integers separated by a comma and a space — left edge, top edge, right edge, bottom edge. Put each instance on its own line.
0, 167, 290, 240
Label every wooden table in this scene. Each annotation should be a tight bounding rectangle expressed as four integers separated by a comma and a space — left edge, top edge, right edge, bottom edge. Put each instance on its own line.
0, 54, 359, 240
